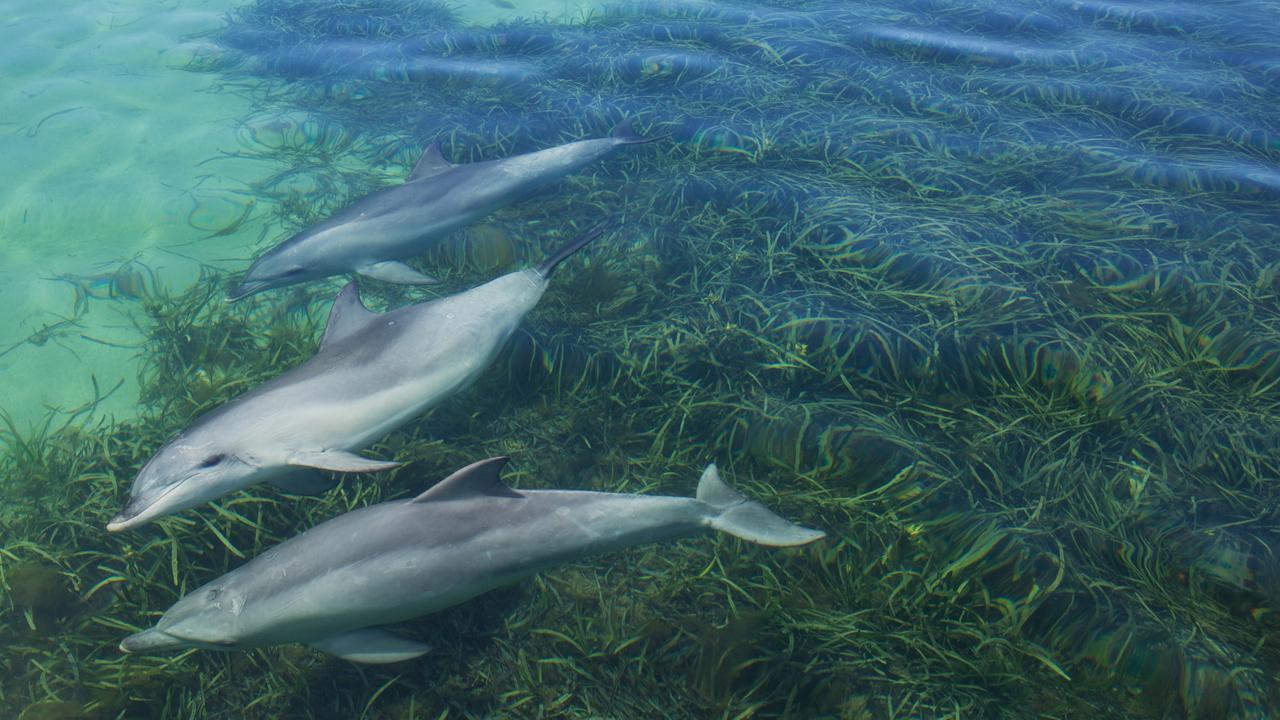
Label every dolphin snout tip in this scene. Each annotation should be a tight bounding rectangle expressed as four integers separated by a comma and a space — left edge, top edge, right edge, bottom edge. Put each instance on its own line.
107, 511, 142, 533
226, 277, 272, 302
120, 628, 184, 654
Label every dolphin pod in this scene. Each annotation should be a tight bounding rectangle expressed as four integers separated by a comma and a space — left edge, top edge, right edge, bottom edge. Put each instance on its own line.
119, 458, 825, 663
228, 122, 652, 300
107, 227, 606, 532
113, 117, 824, 673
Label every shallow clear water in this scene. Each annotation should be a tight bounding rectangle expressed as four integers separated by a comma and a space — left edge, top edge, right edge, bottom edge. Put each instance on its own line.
0, 0, 595, 429
3, 0, 1280, 717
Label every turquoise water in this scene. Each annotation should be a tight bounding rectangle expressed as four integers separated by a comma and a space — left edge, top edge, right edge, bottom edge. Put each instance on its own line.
3, 0, 1280, 717
0, 0, 589, 430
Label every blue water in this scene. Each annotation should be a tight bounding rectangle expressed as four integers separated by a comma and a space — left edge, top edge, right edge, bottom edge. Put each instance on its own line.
3, 0, 1280, 717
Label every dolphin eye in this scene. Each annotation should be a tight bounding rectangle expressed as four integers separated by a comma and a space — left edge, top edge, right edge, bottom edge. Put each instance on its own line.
198, 454, 227, 469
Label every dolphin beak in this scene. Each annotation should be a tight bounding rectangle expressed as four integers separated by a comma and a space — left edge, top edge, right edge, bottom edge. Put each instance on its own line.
109, 474, 199, 532
120, 627, 185, 654
107, 499, 145, 532
226, 280, 267, 302
106, 512, 139, 533
107, 495, 158, 533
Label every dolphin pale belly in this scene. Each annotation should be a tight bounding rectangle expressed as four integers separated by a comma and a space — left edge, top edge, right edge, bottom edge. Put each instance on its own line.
119, 458, 824, 663
108, 228, 606, 532
229, 121, 651, 300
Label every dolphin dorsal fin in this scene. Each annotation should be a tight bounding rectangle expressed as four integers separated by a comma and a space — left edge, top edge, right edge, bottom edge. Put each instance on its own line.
413, 457, 519, 503
408, 142, 454, 181
320, 282, 378, 351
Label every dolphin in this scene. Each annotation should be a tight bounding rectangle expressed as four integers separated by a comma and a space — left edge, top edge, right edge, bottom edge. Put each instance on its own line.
108, 228, 606, 532
118, 457, 825, 662
228, 121, 650, 300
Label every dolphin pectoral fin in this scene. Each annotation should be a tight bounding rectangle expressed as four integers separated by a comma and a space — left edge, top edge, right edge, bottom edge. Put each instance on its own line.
697, 464, 826, 547
309, 628, 431, 664
286, 450, 401, 473
356, 261, 439, 285
407, 141, 455, 181
270, 470, 339, 496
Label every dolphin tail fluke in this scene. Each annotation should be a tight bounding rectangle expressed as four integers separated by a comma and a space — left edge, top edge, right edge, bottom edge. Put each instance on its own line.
610, 118, 658, 144
534, 225, 608, 279
697, 464, 825, 547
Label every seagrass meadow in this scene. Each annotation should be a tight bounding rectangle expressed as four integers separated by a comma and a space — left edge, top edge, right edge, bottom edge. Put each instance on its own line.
4, 0, 1280, 717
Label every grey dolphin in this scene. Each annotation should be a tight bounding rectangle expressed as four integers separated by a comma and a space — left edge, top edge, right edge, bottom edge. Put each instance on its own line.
228, 122, 650, 300
119, 458, 824, 662
108, 228, 606, 532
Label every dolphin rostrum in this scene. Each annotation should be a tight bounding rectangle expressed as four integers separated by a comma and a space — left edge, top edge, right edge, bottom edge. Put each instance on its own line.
228, 121, 650, 300
119, 458, 825, 662
108, 228, 606, 532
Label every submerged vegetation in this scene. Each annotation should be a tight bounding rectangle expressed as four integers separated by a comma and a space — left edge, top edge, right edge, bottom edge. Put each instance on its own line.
4, 0, 1280, 717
